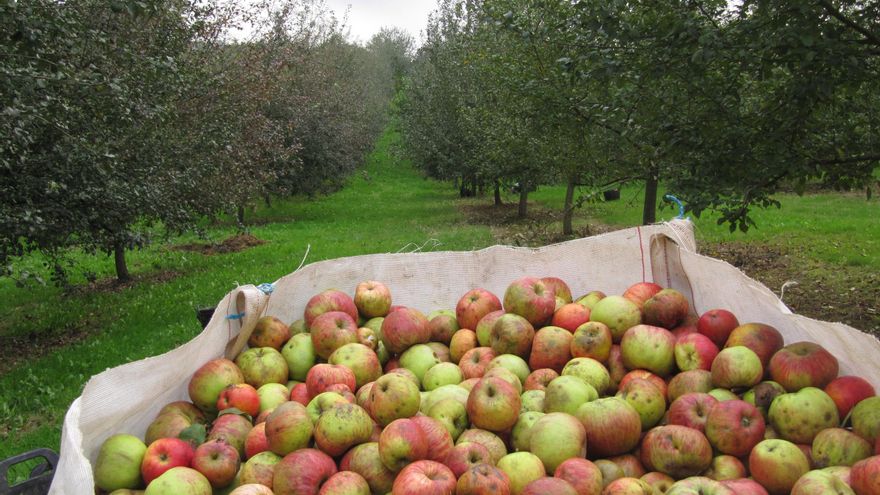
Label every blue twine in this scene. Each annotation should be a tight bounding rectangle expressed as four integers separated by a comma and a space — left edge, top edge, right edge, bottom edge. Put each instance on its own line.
257, 282, 275, 294
664, 194, 686, 219
226, 312, 245, 320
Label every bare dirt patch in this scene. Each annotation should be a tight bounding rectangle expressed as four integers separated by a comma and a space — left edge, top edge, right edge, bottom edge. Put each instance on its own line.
173, 233, 266, 255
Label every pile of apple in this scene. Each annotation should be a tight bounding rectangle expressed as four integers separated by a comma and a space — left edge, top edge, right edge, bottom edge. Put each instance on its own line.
93, 277, 880, 495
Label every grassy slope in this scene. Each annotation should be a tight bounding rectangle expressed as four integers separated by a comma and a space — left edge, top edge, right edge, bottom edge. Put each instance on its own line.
0, 128, 493, 459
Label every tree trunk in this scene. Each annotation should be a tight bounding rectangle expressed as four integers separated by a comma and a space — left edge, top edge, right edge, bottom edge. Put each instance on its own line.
237, 205, 246, 226
518, 187, 529, 218
494, 180, 502, 206
264, 194, 272, 208
643, 163, 659, 225
114, 241, 130, 282
563, 175, 576, 235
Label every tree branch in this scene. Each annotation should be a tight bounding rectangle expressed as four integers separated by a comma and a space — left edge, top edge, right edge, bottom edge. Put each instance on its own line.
817, 0, 880, 48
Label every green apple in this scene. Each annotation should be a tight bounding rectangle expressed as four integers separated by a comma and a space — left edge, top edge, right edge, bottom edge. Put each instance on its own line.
257, 383, 290, 413
520, 390, 545, 413
144, 466, 211, 495
527, 412, 586, 472
422, 362, 464, 391
486, 354, 531, 384
562, 357, 611, 395
427, 397, 469, 441
281, 334, 315, 382
511, 411, 545, 452
399, 344, 441, 384
544, 375, 597, 415
370, 373, 421, 426
589, 295, 642, 342
94, 434, 147, 491
769, 387, 839, 444
496, 452, 546, 495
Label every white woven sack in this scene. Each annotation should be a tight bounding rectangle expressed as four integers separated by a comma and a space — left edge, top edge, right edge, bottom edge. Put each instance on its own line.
50, 220, 880, 493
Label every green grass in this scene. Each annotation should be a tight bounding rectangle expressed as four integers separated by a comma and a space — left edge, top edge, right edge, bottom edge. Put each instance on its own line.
529, 182, 880, 271
0, 128, 494, 460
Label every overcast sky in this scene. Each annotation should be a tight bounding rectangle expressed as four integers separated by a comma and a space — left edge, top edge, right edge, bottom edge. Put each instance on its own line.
323, 0, 438, 45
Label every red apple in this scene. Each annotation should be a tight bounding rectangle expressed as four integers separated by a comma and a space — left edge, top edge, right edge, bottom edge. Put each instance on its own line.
248, 316, 292, 350
702, 455, 746, 481
411, 416, 454, 463
825, 375, 876, 418
674, 333, 719, 372
640, 472, 675, 493
207, 413, 252, 458
354, 280, 392, 318
602, 477, 655, 494
503, 277, 556, 326
191, 439, 240, 488
273, 448, 338, 494
450, 329, 478, 364
719, 478, 769, 495
528, 326, 572, 373
704, 399, 765, 457
141, 437, 195, 485
309, 311, 359, 360
489, 313, 535, 359
244, 421, 268, 458
467, 376, 521, 432
306, 363, 357, 399
851, 455, 880, 495
188, 358, 245, 413
475, 310, 506, 347
217, 383, 261, 418
457, 429, 508, 465
542, 276, 572, 303
607, 344, 627, 392
607, 454, 646, 479
459, 347, 496, 379
769, 342, 839, 392
642, 288, 690, 329
554, 458, 602, 495
340, 442, 397, 494
444, 441, 492, 478
697, 309, 739, 348
304, 289, 358, 327
289, 382, 310, 406
619, 370, 668, 399
667, 393, 718, 434
575, 397, 642, 458
456, 288, 503, 331
391, 460, 456, 495
622, 282, 663, 309
570, 321, 612, 362
667, 370, 713, 403
429, 313, 460, 345
381, 307, 431, 354
379, 418, 428, 472
455, 463, 512, 495
724, 323, 784, 369
521, 477, 577, 495
318, 471, 370, 495
640, 425, 713, 479
748, 439, 810, 495
523, 368, 558, 392
551, 303, 591, 332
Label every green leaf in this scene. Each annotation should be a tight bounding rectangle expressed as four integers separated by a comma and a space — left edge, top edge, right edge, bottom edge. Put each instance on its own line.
178, 423, 206, 446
